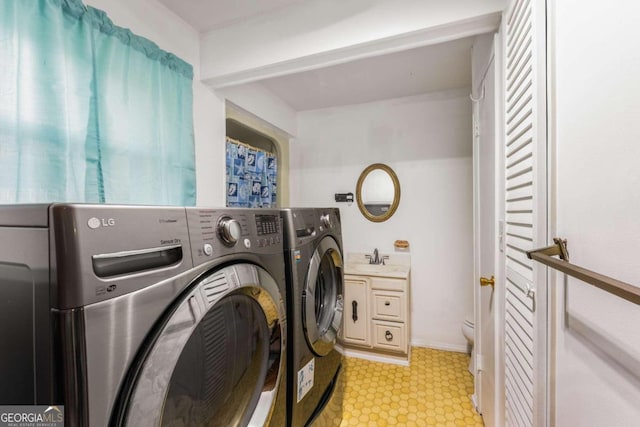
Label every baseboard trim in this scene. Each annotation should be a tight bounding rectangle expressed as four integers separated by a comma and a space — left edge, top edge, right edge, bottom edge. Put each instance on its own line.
411, 340, 468, 353
337, 342, 468, 366
340, 348, 410, 366
471, 393, 479, 412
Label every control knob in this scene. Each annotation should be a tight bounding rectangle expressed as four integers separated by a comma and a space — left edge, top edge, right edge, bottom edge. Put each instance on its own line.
320, 213, 331, 228
217, 216, 241, 246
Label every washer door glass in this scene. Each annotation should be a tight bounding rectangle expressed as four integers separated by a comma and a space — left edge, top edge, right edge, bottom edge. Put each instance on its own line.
304, 236, 344, 356
162, 293, 267, 426
119, 264, 285, 427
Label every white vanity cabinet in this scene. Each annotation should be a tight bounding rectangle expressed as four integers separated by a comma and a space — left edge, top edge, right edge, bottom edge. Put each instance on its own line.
341, 266, 411, 363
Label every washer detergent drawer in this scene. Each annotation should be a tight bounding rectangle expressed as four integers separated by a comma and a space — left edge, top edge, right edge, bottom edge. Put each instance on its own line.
372, 321, 406, 353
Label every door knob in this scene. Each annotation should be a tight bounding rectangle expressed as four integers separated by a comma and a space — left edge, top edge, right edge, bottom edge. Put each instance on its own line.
480, 276, 495, 288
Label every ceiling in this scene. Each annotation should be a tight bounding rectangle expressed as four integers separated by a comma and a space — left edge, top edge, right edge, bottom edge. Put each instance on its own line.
159, 0, 308, 33
259, 37, 473, 111
159, 1, 475, 111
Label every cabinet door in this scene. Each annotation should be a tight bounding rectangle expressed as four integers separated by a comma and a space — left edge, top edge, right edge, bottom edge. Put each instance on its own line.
343, 277, 370, 346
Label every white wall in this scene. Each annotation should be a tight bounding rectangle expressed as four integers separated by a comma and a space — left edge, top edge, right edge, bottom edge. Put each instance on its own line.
291, 89, 473, 351
550, 0, 640, 425
200, 0, 506, 86
219, 83, 297, 137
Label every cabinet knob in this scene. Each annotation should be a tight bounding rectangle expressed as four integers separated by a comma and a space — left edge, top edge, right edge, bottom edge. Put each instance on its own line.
384, 301, 391, 306
385, 330, 393, 341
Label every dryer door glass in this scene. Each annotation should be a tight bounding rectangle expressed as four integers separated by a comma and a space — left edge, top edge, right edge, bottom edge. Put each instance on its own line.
118, 264, 285, 427
304, 236, 344, 356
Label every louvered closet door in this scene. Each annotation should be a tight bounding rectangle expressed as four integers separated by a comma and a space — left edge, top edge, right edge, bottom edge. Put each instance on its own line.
503, 0, 547, 426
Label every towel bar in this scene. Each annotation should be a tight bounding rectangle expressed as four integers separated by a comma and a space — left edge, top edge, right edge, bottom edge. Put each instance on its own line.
526, 238, 640, 305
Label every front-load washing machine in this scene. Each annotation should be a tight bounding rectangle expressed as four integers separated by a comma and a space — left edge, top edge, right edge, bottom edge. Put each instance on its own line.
0, 204, 287, 426
281, 208, 345, 427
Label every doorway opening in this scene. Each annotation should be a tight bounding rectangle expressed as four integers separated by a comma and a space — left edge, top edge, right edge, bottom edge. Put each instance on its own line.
224, 102, 291, 208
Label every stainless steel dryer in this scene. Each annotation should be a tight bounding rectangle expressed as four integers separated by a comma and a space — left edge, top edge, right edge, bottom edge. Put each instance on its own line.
281, 208, 344, 427
0, 204, 287, 427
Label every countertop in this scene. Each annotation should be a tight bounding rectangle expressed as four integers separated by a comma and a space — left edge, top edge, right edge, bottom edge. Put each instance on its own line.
344, 252, 411, 279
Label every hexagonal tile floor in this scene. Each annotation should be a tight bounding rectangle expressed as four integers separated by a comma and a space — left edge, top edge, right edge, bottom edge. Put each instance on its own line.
339, 347, 484, 427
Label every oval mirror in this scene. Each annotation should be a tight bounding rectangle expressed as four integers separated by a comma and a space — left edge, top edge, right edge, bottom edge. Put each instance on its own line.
356, 163, 400, 222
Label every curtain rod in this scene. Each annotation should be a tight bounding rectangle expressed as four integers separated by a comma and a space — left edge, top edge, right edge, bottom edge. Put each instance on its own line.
226, 136, 275, 156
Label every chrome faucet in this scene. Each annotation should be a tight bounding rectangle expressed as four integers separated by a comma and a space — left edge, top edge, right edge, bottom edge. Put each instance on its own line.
365, 248, 382, 264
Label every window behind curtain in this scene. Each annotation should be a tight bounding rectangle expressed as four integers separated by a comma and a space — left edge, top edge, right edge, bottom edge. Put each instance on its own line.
0, 0, 196, 205
226, 137, 277, 208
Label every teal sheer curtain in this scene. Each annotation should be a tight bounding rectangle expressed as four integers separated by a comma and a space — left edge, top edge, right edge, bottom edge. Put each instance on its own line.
0, 0, 196, 205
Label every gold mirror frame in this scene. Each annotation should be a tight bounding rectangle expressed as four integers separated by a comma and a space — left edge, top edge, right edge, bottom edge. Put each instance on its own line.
356, 163, 401, 222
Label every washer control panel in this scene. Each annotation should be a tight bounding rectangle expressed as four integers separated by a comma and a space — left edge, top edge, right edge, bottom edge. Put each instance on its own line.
217, 216, 242, 246
186, 208, 283, 266
255, 214, 281, 248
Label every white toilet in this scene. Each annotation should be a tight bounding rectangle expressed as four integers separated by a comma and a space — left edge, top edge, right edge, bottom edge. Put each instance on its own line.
461, 315, 475, 375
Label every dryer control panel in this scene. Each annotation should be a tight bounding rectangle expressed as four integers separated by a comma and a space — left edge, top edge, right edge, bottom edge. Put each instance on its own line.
281, 208, 341, 250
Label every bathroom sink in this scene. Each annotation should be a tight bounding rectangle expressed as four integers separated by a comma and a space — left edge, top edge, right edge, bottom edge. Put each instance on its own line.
344, 262, 410, 278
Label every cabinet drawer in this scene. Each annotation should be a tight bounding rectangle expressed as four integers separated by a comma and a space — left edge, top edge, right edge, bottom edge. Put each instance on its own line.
371, 277, 405, 292
372, 291, 405, 322
373, 321, 406, 353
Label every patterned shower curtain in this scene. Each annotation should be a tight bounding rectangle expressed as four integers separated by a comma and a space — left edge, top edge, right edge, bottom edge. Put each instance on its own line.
225, 137, 277, 208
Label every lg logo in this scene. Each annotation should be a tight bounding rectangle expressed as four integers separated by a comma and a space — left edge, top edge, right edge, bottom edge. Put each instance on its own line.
87, 217, 116, 229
